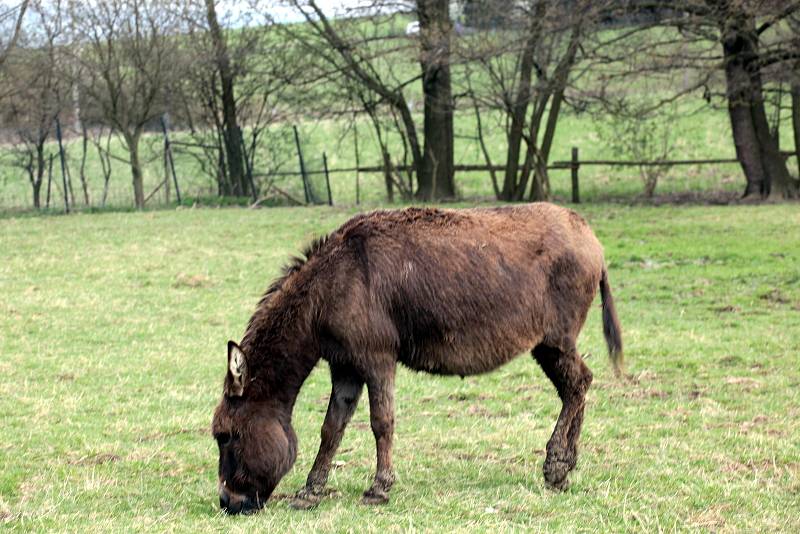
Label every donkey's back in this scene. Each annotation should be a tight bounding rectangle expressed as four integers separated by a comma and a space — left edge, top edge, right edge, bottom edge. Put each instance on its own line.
321, 203, 607, 376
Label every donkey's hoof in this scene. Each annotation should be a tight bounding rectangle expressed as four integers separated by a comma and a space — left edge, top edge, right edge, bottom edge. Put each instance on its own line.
544, 475, 570, 492
543, 459, 571, 492
289, 496, 320, 510
361, 488, 390, 505
289, 488, 323, 510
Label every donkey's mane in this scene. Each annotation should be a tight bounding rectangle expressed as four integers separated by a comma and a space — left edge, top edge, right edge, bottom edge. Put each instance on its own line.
243, 234, 331, 337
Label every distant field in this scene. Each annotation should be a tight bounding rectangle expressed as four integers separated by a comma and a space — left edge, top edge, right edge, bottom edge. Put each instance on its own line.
1, 202, 799, 532
1, 98, 781, 211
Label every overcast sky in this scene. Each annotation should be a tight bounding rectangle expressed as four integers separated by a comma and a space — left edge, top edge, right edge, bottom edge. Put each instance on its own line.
0, 0, 400, 27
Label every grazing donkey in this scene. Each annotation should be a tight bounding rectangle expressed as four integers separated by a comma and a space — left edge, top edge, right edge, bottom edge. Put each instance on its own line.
212, 203, 622, 514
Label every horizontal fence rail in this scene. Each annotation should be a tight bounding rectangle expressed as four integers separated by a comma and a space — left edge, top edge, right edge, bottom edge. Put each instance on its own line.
2, 138, 797, 211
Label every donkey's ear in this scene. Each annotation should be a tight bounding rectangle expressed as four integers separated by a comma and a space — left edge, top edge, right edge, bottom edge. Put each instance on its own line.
226, 340, 247, 397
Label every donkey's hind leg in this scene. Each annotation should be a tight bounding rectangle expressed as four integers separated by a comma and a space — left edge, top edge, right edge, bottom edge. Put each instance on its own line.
361, 362, 396, 505
292, 364, 364, 509
533, 341, 593, 491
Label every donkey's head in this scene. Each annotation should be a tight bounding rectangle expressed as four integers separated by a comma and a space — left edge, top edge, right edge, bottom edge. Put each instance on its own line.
211, 341, 297, 515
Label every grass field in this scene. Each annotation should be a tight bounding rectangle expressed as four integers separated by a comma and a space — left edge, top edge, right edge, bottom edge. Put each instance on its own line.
1, 202, 799, 532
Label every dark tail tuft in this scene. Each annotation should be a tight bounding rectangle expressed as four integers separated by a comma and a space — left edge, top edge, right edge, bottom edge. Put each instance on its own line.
600, 268, 624, 377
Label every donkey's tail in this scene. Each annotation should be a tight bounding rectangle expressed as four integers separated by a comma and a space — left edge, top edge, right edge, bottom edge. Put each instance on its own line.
600, 267, 624, 378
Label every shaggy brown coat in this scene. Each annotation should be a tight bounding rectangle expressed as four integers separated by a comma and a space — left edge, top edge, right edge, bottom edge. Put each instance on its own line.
212, 203, 622, 514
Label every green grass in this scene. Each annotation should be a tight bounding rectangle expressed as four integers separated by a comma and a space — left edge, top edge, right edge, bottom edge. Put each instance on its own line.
1, 202, 799, 532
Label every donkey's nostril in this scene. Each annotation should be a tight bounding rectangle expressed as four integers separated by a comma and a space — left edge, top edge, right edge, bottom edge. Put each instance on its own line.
219, 489, 230, 509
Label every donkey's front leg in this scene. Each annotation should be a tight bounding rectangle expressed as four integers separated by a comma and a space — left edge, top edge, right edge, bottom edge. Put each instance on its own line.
291, 365, 363, 510
361, 365, 396, 505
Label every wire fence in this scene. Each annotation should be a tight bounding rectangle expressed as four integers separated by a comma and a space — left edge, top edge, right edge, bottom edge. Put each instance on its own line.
1, 117, 795, 213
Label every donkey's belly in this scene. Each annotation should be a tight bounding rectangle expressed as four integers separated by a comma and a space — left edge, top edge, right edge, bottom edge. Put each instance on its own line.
398, 336, 538, 377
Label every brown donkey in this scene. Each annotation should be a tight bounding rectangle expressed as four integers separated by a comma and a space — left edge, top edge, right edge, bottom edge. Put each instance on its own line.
212, 203, 623, 514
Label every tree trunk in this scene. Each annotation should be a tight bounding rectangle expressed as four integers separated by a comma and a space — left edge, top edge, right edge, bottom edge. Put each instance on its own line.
0, 0, 28, 69
502, 2, 547, 201
206, 0, 247, 197
718, 8, 796, 199
382, 148, 394, 202
792, 77, 800, 180
32, 180, 42, 209
126, 131, 145, 209
396, 96, 425, 189
416, 0, 455, 200
33, 143, 46, 209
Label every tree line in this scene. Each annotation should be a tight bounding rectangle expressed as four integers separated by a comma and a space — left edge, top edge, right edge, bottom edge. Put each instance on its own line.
0, 0, 798, 210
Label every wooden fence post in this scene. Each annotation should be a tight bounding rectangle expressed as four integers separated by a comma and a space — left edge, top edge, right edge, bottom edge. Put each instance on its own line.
571, 146, 580, 204
382, 150, 394, 203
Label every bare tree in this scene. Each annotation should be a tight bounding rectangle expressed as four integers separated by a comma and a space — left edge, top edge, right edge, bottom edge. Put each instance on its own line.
0, 0, 29, 70
1, 0, 70, 209
172, 0, 299, 199
70, 0, 186, 209
786, 11, 800, 180
459, 0, 594, 201
202, 0, 247, 196
417, 0, 455, 199
284, 0, 457, 200
594, 1, 800, 199
709, 0, 799, 198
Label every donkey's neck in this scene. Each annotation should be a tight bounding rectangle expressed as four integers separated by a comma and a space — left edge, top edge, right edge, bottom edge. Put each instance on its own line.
241, 285, 322, 414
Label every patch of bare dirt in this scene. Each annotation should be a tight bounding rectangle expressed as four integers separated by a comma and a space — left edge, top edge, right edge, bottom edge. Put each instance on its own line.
760, 289, 791, 305
626, 370, 658, 385
137, 426, 208, 443
718, 355, 743, 366
738, 415, 769, 434
711, 305, 741, 314
724, 376, 761, 391
621, 388, 669, 400
270, 488, 341, 502
448, 404, 509, 418
67, 452, 120, 466
688, 504, 729, 530
448, 392, 493, 401
687, 388, 704, 400
173, 273, 211, 288
722, 458, 800, 477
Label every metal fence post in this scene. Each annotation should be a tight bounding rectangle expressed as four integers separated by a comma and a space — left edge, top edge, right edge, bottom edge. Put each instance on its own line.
323, 152, 333, 206
353, 120, 360, 205
293, 125, 310, 204
238, 128, 257, 202
55, 117, 70, 213
160, 115, 182, 204
571, 146, 580, 204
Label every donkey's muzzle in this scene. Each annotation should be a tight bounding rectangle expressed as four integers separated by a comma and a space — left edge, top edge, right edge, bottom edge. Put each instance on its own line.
219, 484, 261, 515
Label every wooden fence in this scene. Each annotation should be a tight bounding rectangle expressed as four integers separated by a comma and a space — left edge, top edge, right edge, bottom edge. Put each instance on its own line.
262, 146, 797, 205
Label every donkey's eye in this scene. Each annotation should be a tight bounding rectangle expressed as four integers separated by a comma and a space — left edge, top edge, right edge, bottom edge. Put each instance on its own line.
216, 433, 232, 446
